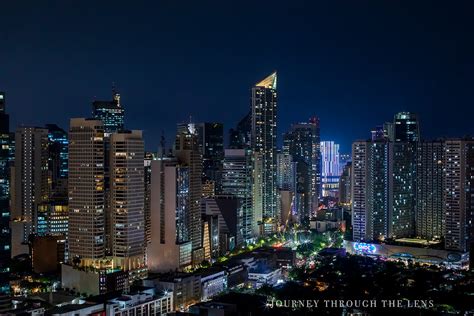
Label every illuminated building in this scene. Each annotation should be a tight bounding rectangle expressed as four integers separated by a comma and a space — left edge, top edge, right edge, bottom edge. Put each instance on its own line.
283, 117, 320, 219
144, 151, 155, 244
320, 141, 340, 198
276, 153, 294, 191
92, 89, 124, 135
147, 156, 193, 272
68, 118, 105, 265
195, 122, 224, 194
444, 139, 474, 252
36, 199, 68, 236
251, 72, 278, 234
0, 91, 11, 312
222, 149, 253, 242
351, 139, 390, 241
109, 131, 145, 279
12, 126, 49, 256
416, 141, 444, 240
389, 141, 416, 238
148, 124, 203, 272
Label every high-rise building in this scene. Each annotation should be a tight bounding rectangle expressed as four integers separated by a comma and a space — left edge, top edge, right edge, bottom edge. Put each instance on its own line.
229, 112, 251, 149
109, 131, 145, 278
283, 118, 321, 216
92, 89, 124, 135
444, 139, 474, 252
0, 91, 11, 312
45, 124, 68, 195
320, 141, 340, 198
174, 125, 203, 261
68, 118, 105, 265
351, 140, 391, 242
389, 142, 416, 238
144, 151, 155, 245
352, 141, 369, 242
222, 149, 253, 243
147, 156, 193, 272
393, 112, 420, 142
276, 153, 294, 192
416, 141, 444, 240
12, 127, 49, 256
195, 123, 224, 195
338, 161, 352, 208
251, 72, 278, 234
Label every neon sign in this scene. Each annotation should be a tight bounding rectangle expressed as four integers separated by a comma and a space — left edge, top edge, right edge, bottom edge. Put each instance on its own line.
353, 242, 376, 254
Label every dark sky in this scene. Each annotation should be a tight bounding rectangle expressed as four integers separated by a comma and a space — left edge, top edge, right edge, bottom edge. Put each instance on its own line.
2, 1, 473, 152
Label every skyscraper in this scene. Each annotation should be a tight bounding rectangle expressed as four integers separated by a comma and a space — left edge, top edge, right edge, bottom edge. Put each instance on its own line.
229, 112, 251, 149
12, 127, 49, 256
68, 118, 105, 265
222, 149, 253, 243
92, 89, 124, 135
416, 141, 444, 240
251, 72, 278, 234
284, 118, 321, 203
320, 141, 340, 198
338, 161, 352, 208
110, 131, 145, 278
144, 151, 155, 245
393, 112, 420, 142
0, 92, 11, 311
444, 139, 474, 252
147, 156, 193, 272
389, 142, 416, 238
195, 122, 224, 195
174, 124, 203, 262
351, 140, 390, 241
283, 118, 320, 223
45, 124, 68, 194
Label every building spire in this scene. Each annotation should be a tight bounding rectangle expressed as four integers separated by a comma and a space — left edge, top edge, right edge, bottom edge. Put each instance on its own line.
255, 71, 277, 90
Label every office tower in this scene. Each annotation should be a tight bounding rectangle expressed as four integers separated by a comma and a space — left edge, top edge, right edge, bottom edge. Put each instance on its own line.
320, 141, 340, 197
202, 214, 219, 260
351, 140, 390, 241
174, 124, 203, 262
251, 72, 278, 234
416, 141, 444, 240
338, 161, 352, 208
92, 89, 124, 135
12, 127, 49, 256
444, 139, 474, 252
144, 152, 155, 244
276, 153, 294, 191
68, 118, 105, 265
383, 122, 394, 141
147, 157, 193, 272
0, 92, 11, 311
339, 153, 351, 175
195, 123, 224, 195
389, 142, 416, 238
283, 117, 321, 214
222, 149, 253, 242
393, 112, 420, 142
229, 112, 251, 149
110, 131, 145, 278
371, 125, 385, 142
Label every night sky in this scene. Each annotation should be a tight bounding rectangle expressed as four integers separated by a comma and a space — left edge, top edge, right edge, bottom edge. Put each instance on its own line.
2, 1, 474, 152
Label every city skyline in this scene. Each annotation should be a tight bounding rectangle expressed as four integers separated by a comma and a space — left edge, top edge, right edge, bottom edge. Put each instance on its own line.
2, 2, 474, 152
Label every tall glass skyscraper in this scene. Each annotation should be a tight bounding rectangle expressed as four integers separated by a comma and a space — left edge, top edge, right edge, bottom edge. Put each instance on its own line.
393, 112, 420, 142
251, 72, 278, 234
92, 89, 124, 135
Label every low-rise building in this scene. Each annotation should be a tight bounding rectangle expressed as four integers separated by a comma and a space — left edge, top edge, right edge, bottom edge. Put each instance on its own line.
106, 290, 172, 316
